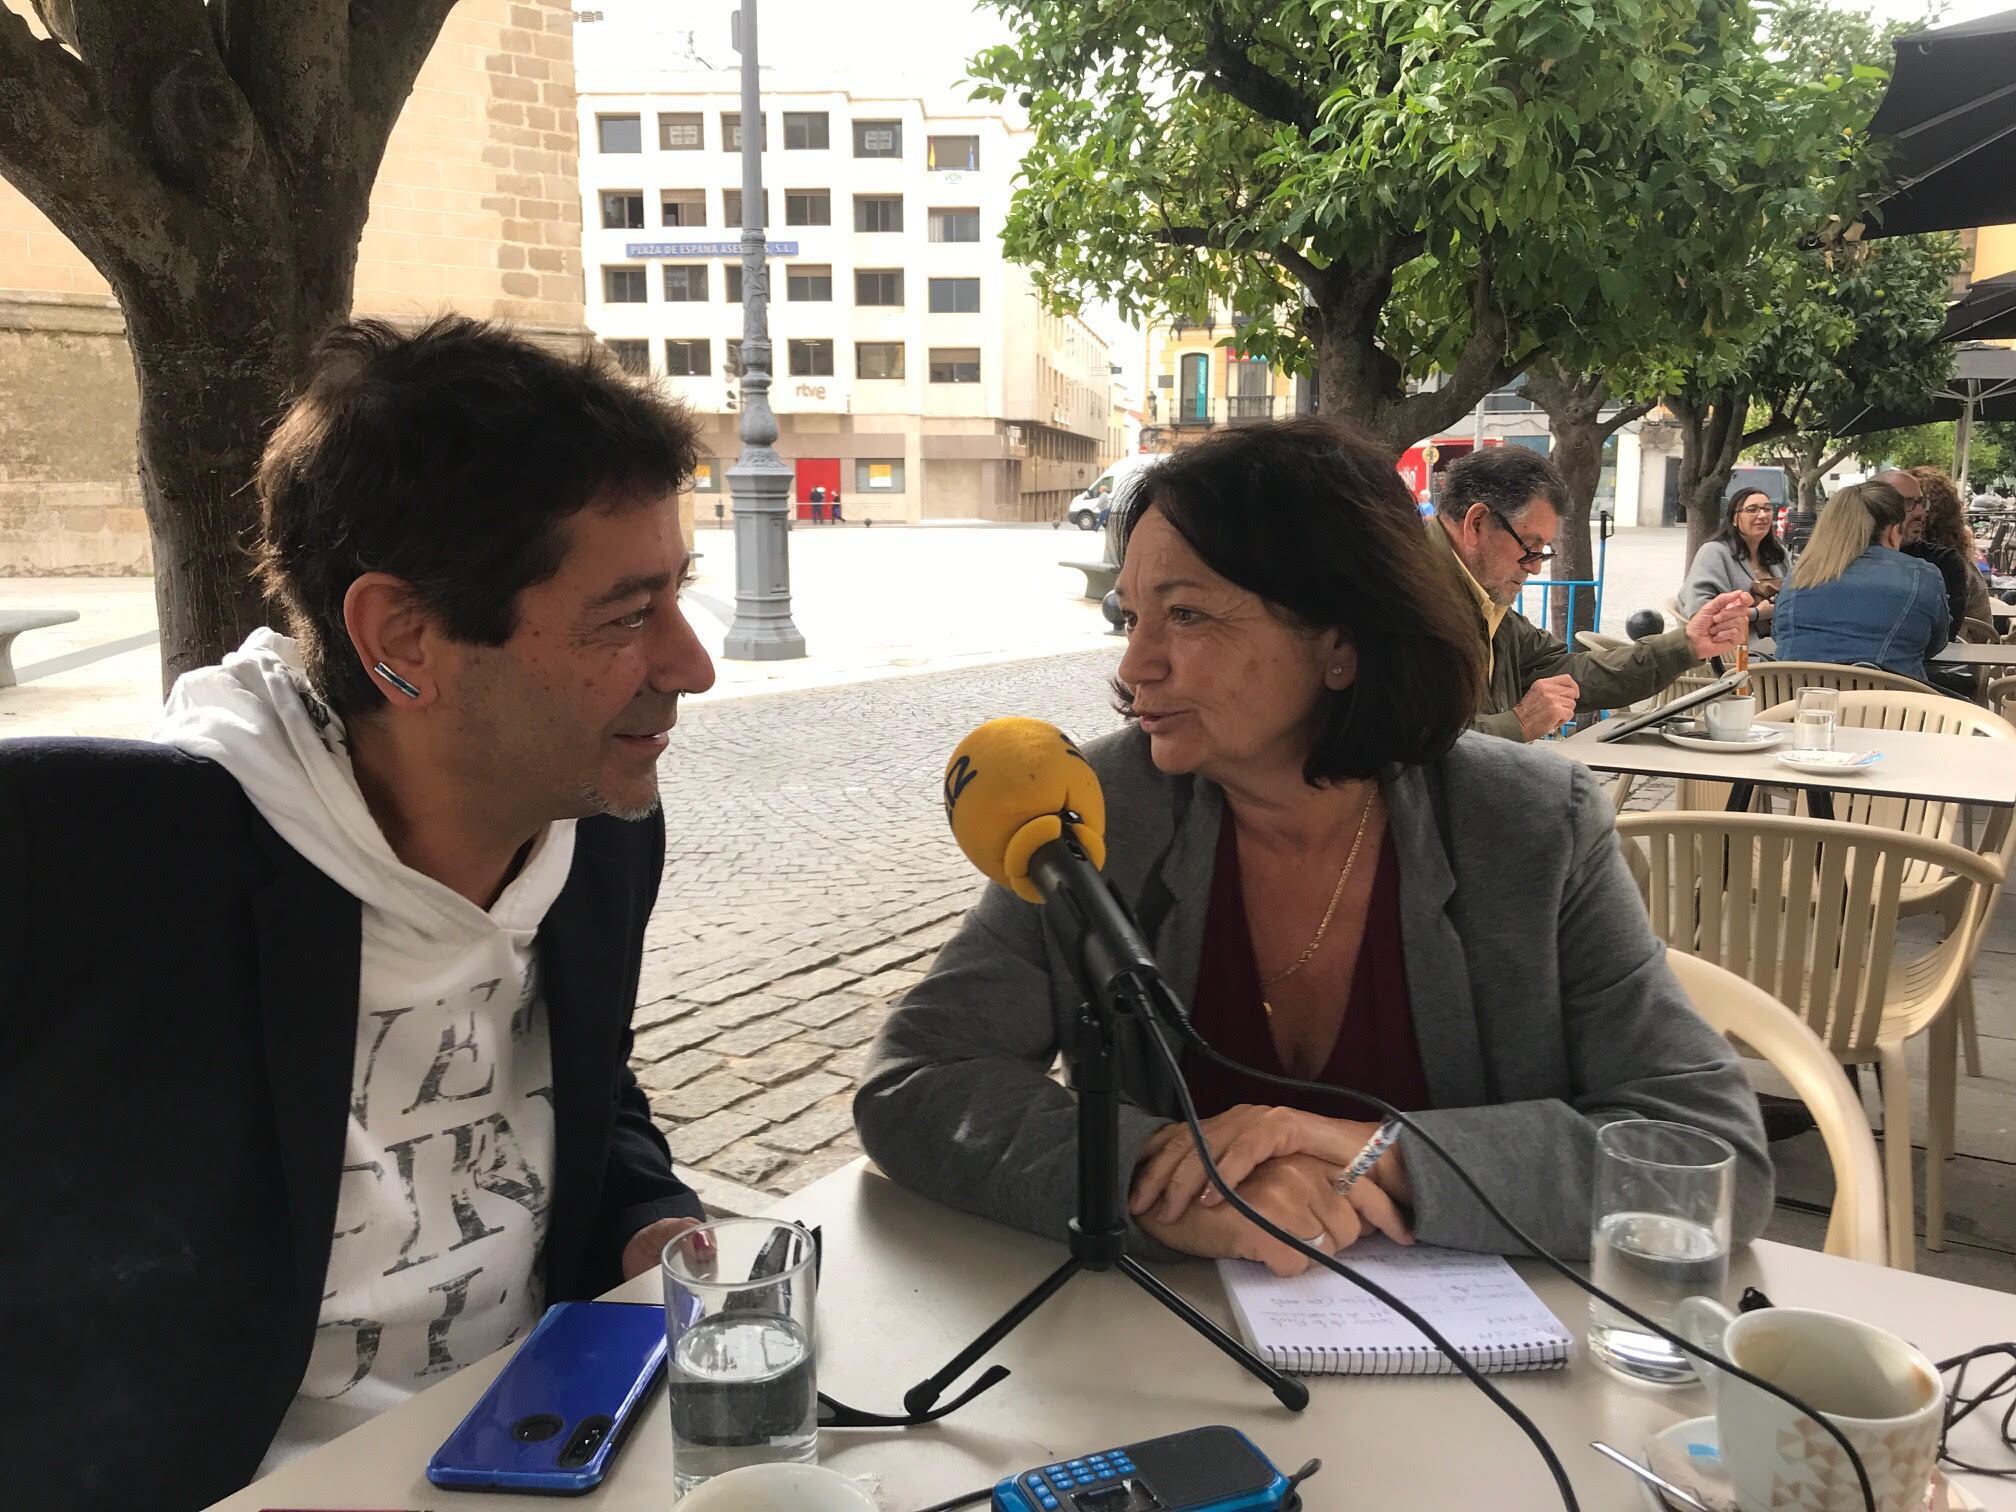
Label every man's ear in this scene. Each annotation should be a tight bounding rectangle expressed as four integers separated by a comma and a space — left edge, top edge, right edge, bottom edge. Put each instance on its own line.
343, 573, 440, 708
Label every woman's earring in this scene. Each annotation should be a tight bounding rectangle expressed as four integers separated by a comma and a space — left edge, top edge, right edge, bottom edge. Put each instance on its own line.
373, 661, 423, 700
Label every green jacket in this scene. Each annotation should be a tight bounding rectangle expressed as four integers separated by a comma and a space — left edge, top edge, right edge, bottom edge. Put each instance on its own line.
1427, 521, 1700, 741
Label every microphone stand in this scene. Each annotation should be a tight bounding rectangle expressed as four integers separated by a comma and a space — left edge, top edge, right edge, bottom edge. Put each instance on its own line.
902, 817, 1308, 1417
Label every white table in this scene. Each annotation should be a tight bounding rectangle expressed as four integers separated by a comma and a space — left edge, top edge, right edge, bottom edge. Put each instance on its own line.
1559, 718, 2016, 817
1934, 643, 2016, 668
212, 1164, 2016, 1512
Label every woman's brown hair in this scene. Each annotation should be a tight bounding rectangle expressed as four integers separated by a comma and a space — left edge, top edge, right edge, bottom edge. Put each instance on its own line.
1908, 466, 1979, 563
1115, 417, 1484, 784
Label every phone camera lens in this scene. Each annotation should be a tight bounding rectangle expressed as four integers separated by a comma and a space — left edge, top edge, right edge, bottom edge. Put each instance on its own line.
510, 1413, 564, 1443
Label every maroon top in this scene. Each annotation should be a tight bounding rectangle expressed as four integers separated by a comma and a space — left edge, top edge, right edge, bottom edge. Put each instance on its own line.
1182, 810, 1430, 1120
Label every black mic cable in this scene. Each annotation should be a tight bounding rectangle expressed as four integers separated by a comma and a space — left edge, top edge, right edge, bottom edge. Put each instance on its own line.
1134, 976, 1878, 1512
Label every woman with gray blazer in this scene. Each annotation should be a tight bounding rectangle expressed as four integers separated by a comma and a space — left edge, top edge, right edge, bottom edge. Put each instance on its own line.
1680, 488, 1787, 650
854, 421, 1772, 1271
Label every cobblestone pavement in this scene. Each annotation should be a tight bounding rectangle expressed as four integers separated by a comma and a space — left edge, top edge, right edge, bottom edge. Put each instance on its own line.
636, 644, 1129, 1204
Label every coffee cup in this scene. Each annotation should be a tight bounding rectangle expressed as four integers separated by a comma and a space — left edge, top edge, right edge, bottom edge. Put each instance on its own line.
1704, 695, 1757, 741
1674, 1297, 1945, 1512
674, 1462, 878, 1511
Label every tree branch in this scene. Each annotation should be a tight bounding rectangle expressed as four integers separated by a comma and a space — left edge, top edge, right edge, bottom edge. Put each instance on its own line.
347, 0, 461, 191
1196, 17, 1321, 133
1379, 260, 1526, 442
1155, 223, 1328, 299
0, 5, 97, 198
1598, 399, 1656, 442
221, 0, 350, 175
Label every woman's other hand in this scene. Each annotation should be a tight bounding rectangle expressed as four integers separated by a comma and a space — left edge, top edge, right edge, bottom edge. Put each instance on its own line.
1136, 1154, 1403, 1276
1130, 1104, 1412, 1229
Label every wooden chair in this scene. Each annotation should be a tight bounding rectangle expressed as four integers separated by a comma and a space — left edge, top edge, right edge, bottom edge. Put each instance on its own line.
1618, 811, 2000, 1269
1665, 950, 1886, 1265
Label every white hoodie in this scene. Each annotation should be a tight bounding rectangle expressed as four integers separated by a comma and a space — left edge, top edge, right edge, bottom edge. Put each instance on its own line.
154, 630, 572, 1472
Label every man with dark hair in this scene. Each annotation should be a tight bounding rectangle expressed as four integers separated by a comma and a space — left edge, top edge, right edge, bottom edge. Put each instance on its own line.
1431, 446, 1751, 740
0, 317, 716, 1511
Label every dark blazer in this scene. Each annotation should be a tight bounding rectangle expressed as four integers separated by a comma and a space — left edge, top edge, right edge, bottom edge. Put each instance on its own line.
0, 738, 700, 1512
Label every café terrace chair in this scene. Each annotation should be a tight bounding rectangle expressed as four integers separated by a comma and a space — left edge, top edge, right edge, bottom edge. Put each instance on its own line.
1618, 811, 2000, 1270
1751, 691, 2016, 1081
1665, 950, 1886, 1265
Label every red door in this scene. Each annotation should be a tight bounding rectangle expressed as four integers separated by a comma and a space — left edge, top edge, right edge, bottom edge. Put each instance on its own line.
795, 458, 841, 520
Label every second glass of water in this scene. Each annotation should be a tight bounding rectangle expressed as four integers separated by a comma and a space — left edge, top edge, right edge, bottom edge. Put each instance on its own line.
662, 1218, 819, 1494
1587, 1118, 1734, 1385
1794, 685, 1840, 752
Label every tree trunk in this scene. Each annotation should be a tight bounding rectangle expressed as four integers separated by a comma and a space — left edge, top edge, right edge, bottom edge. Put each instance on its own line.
1790, 433, 1828, 514
1670, 388, 1749, 560
1524, 361, 1606, 638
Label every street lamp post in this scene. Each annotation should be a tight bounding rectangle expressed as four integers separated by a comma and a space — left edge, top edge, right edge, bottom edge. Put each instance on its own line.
722, 0, 805, 660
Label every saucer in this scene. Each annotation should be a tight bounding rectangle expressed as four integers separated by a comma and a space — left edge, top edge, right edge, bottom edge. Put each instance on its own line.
1660, 725, 1786, 754
1634, 1416, 1983, 1511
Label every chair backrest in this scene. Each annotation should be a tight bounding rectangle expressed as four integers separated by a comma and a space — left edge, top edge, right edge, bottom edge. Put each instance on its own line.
1576, 631, 1625, 653
1752, 691, 2016, 886
1664, 950, 1886, 1264
1745, 661, 1927, 709
1617, 811, 2001, 1053
1990, 675, 2016, 723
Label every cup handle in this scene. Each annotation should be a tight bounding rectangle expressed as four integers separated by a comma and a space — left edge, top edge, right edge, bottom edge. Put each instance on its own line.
1672, 1296, 1736, 1404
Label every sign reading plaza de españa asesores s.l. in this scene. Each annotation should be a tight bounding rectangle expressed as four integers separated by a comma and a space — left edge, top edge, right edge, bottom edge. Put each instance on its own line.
626, 241, 800, 258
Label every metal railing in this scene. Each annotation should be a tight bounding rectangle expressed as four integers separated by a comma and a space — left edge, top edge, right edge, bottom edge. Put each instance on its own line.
1225, 395, 1275, 422
1512, 512, 1612, 639
1173, 396, 1277, 426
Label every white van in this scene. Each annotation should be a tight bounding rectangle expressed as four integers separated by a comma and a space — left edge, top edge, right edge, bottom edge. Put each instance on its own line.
1066, 454, 1162, 531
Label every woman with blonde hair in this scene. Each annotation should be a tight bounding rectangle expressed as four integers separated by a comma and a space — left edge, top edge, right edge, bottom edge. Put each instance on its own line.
1909, 465, 1993, 628
1774, 480, 1950, 683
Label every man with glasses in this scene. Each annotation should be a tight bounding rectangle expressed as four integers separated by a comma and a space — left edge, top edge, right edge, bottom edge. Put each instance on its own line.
1431, 446, 1751, 741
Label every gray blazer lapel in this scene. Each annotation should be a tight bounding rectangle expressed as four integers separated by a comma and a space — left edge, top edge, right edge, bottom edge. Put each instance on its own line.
1384, 763, 1491, 1108
1122, 773, 1223, 1108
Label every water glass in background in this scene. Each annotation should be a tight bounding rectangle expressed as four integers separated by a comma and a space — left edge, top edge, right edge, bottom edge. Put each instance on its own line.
1794, 685, 1841, 752
1587, 1118, 1735, 1386
663, 1219, 820, 1494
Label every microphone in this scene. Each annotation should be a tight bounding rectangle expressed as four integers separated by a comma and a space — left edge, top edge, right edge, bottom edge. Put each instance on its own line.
942, 718, 1160, 1003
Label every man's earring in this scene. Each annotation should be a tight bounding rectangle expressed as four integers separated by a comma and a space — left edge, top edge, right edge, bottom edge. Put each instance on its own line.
373, 661, 423, 700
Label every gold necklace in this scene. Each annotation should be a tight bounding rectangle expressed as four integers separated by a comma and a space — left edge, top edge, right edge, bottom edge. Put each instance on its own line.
1259, 791, 1378, 1019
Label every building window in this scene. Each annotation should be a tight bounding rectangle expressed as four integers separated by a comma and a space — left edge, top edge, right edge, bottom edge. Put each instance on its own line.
597, 114, 641, 153
658, 111, 703, 150
853, 194, 903, 233
724, 264, 743, 302
929, 347, 981, 383
690, 458, 722, 492
787, 264, 832, 301
783, 111, 829, 150
600, 191, 644, 229
723, 188, 769, 228
788, 339, 835, 377
856, 342, 905, 379
603, 266, 646, 303
928, 135, 979, 171
664, 339, 710, 377
853, 119, 902, 157
928, 207, 980, 243
785, 190, 831, 226
608, 339, 650, 375
856, 269, 904, 307
855, 458, 906, 492
928, 276, 980, 313
663, 264, 708, 302
661, 190, 705, 227
722, 112, 766, 151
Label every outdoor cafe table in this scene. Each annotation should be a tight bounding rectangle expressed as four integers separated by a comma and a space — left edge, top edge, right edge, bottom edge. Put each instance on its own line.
208, 1162, 2016, 1512
1934, 643, 2016, 670
1557, 716, 2016, 821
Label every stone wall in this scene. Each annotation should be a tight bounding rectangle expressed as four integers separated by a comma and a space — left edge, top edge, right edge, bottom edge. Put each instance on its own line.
0, 0, 587, 576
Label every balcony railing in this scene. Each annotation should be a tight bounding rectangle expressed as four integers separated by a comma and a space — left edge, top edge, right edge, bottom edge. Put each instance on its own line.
1173, 396, 1278, 427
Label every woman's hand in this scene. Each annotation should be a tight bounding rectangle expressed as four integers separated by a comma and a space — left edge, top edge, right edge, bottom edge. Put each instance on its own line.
1130, 1104, 1412, 1228
1136, 1154, 1404, 1276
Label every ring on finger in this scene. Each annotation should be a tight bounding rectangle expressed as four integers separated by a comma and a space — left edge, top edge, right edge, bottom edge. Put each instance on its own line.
1298, 1231, 1328, 1248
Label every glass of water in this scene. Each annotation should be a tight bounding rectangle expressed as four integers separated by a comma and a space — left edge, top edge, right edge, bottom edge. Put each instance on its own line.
662, 1218, 819, 1494
1587, 1118, 1734, 1386
1794, 685, 1840, 752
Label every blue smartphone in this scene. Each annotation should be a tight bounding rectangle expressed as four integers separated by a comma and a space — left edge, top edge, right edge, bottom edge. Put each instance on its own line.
427, 1301, 667, 1495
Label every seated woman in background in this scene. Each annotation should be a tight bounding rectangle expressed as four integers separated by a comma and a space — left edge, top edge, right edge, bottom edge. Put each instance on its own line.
1681, 487, 1786, 650
854, 418, 1771, 1275
1774, 480, 1949, 683
1910, 465, 1993, 630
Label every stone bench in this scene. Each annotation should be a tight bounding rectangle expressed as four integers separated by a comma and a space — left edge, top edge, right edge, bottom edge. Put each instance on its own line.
1062, 559, 1119, 602
0, 609, 80, 688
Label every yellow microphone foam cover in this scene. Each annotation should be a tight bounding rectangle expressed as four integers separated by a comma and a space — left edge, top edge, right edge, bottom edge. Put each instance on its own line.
942, 717, 1108, 904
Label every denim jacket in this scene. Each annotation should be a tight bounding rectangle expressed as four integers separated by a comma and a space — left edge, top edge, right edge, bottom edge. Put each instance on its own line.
1773, 545, 1950, 683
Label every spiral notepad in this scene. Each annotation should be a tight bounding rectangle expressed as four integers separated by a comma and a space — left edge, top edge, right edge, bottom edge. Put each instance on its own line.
1217, 1236, 1571, 1377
